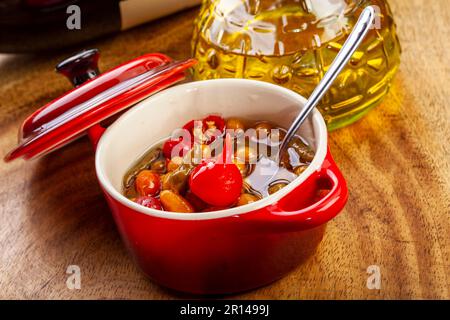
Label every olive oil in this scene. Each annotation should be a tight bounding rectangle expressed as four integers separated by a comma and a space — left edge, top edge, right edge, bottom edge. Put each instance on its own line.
192, 0, 401, 130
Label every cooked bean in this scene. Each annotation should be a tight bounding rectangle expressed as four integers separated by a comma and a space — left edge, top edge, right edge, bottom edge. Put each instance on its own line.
288, 137, 315, 163
135, 170, 161, 197
279, 150, 293, 169
226, 117, 245, 132
294, 165, 308, 175
160, 190, 194, 213
241, 181, 262, 198
162, 164, 193, 194
151, 159, 166, 174
237, 193, 260, 206
255, 121, 272, 139
187, 144, 213, 164
235, 145, 258, 164
167, 156, 183, 172
268, 182, 288, 195
269, 128, 286, 145
201, 144, 212, 159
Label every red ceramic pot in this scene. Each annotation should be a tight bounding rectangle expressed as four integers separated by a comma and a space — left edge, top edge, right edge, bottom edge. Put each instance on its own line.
5, 51, 347, 294
94, 79, 348, 294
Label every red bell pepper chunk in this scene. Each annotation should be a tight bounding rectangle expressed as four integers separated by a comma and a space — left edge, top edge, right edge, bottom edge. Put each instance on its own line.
188, 134, 242, 207
162, 138, 191, 159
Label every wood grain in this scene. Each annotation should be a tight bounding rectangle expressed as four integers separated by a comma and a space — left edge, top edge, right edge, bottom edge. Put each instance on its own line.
0, 0, 448, 299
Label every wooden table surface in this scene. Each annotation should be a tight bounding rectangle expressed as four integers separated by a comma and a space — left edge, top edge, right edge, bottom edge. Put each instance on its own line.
0, 0, 448, 300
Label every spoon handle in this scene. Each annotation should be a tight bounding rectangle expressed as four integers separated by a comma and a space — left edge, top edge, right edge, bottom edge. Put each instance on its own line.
280, 6, 376, 151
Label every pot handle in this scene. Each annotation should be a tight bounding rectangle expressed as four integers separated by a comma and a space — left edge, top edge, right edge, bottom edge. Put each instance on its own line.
56, 49, 100, 87
58, 49, 107, 149
252, 149, 348, 232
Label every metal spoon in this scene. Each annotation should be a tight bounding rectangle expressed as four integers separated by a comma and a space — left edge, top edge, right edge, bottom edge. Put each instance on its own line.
279, 6, 376, 153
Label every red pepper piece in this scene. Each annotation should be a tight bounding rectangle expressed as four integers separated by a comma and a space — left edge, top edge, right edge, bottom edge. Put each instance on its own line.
188, 134, 242, 207
162, 138, 191, 159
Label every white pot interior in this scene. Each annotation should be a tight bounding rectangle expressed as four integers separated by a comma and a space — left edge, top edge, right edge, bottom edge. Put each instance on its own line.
95, 79, 328, 220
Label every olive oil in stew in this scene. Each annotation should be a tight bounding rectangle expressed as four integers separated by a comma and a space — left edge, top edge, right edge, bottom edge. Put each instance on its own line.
123, 116, 316, 212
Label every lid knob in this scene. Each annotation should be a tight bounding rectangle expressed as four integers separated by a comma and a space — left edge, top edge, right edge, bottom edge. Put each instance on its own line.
56, 49, 100, 87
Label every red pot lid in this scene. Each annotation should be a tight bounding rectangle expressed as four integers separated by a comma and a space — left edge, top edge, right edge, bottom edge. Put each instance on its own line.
4, 49, 196, 162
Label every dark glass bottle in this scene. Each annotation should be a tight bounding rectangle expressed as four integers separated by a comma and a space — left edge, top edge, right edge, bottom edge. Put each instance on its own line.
0, 0, 200, 53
